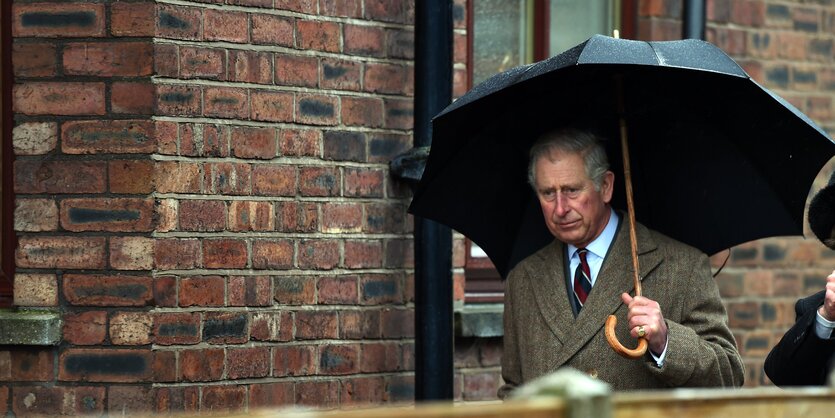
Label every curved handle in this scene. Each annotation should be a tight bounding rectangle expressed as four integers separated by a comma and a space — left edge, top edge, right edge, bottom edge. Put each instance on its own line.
605, 314, 648, 359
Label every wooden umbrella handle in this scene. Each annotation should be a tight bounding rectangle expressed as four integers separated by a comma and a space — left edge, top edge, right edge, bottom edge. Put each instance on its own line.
604, 75, 648, 360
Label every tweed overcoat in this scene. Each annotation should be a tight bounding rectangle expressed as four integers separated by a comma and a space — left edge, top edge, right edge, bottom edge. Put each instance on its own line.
499, 218, 744, 397
763, 290, 835, 386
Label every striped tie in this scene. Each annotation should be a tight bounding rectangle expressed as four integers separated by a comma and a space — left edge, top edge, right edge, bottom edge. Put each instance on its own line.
574, 248, 592, 309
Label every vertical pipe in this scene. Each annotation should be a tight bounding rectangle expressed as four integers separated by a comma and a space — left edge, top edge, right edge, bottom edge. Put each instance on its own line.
413, 0, 454, 402
682, 0, 706, 40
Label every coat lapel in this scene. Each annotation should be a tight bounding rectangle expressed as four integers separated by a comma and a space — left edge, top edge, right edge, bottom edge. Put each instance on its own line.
552, 219, 664, 366
528, 240, 574, 344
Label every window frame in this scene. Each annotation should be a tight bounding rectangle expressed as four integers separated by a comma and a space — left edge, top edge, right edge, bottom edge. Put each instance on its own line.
1, 0, 14, 307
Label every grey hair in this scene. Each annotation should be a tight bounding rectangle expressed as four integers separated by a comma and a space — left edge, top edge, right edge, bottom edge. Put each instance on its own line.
527, 128, 610, 190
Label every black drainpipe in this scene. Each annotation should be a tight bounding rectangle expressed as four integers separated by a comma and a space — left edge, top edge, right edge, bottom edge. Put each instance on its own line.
682, 0, 706, 40
390, 0, 454, 402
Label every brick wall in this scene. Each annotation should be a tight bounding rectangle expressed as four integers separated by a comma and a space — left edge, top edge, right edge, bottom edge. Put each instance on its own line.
7, 0, 422, 414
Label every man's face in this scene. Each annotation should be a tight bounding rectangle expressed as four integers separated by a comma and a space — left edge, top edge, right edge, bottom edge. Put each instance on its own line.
533, 149, 614, 248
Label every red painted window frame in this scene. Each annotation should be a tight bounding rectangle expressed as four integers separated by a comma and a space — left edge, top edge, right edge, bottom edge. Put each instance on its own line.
1, 0, 15, 307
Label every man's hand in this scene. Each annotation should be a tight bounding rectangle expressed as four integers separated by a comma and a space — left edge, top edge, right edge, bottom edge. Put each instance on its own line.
819, 270, 835, 321
621, 293, 668, 355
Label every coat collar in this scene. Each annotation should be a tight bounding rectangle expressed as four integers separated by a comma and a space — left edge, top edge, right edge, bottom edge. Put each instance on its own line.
527, 216, 664, 366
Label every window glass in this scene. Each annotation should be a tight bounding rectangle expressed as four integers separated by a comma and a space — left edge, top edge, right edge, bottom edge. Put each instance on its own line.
472, 0, 530, 86
550, 0, 614, 55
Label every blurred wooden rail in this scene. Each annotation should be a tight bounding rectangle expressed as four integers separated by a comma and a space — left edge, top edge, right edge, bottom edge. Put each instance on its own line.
228, 387, 835, 418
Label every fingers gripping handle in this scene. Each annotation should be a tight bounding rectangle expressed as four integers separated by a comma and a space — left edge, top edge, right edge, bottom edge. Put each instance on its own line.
605, 314, 648, 359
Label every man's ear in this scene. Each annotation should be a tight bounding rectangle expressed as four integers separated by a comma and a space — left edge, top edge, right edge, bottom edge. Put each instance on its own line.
601, 171, 615, 203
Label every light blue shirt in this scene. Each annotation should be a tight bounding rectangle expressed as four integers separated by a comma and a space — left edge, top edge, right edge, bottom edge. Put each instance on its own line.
567, 208, 668, 366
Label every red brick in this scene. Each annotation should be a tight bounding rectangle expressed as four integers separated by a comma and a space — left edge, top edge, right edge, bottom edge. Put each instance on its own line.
640, 0, 665, 16
339, 309, 381, 339
248, 383, 294, 409
63, 42, 152, 76
453, 31, 466, 63
110, 236, 154, 271
108, 386, 155, 415
382, 308, 413, 338
155, 161, 202, 193
13, 273, 58, 307
229, 201, 275, 231
204, 9, 248, 43
153, 350, 177, 382
344, 240, 383, 269
109, 312, 153, 345
229, 50, 273, 84
59, 198, 154, 232
252, 240, 294, 269
463, 372, 500, 401
204, 87, 248, 119
17, 237, 106, 269
276, 201, 319, 232
295, 381, 339, 408
0, 387, 6, 415
203, 311, 249, 344
273, 344, 317, 377
154, 276, 178, 308
322, 203, 363, 232
205, 162, 251, 195
178, 199, 226, 232
157, 4, 201, 40
202, 386, 246, 413
360, 342, 399, 373
14, 82, 105, 115
276, 54, 319, 88
62, 120, 154, 154
252, 165, 296, 197
280, 129, 320, 157
14, 198, 58, 232
365, 0, 406, 23
319, 344, 359, 374
731, 0, 766, 27
384, 238, 414, 268
112, 82, 155, 115
154, 44, 179, 78
155, 120, 178, 155
109, 159, 154, 194
276, 0, 317, 13
341, 377, 386, 406
297, 94, 338, 125
320, 0, 362, 17
251, 311, 293, 341
341, 96, 384, 127
59, 348, 153, 382
14, 3, 106, 37
387, 28, 414, 59
318, 276, 358, 304
295, 310, 338, 339
227, 347, 270, 379
180, 348, 224, 382
298, 240, 340, 270
231, 126, 278, 158
344, 24, 384, 57
384, 98, 413, 130
252, 14, 294, 46
365, 63, 409, 95
360, 274, 402, 305
154, 312, 201, 345
13, 120, 58, 155
180, 276, 225, 307
299, 166, 339, 196
251, 90, 295, 123
320, 58, 361, 90
156, 84, 201, 116
181, 123, 230, 158
345, 167, 384, 197
369, 132, 411, 163
155, 386, 199, 414
154, 238, 201, 270
229, 275, 272, 307
112, 1, 155, 36
13, 42, 57, 77
10, 349, 54, 381
296, 20, 340, 52
180, 46, 225, 80
203, 239, 248, 269
63, 274, 152, 307
274, 276, 315, 305
365, 203, 409, 234
12, 386, 105, 416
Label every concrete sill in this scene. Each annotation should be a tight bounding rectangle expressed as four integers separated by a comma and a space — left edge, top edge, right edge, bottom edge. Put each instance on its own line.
0, 308, 62, 346
455, 303, 503, 338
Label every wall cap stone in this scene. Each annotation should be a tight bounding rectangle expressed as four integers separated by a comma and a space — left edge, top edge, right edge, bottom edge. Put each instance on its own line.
455, 303, 503, 338
0, 308, 62, 345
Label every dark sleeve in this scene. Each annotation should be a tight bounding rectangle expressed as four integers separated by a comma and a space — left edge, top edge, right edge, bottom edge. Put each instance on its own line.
764, 291, 835, 386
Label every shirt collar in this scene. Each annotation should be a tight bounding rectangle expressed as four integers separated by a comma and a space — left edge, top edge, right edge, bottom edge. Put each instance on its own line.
568, 208, 619, 259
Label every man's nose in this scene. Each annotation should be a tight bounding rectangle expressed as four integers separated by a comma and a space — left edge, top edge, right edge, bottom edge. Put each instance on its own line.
553, 194, 569, 217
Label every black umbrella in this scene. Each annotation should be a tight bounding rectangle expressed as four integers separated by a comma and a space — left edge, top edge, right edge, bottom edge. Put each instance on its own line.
409, 35, 835, 354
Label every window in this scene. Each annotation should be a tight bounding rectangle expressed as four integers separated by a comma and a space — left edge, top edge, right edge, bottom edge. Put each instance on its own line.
464, 0, 635, 302
1, 1, 12, 307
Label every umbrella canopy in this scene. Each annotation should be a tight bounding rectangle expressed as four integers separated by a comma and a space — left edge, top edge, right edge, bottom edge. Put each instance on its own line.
409, 35, 835, 278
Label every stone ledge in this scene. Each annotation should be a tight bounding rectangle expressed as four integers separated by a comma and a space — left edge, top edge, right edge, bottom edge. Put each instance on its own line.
455, 303, 503, 338
0, 308, 62, 346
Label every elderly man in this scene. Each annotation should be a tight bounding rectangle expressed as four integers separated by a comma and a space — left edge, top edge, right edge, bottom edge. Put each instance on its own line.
499, 128, 744, 397
764, 172, 835, 386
